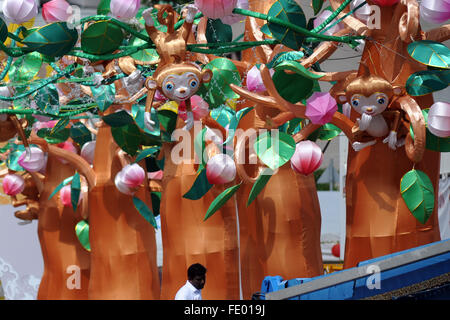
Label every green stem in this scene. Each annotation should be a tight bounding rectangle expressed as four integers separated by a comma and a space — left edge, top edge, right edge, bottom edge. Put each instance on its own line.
174, 12, 204, 30
67, 43, 151, 61
311, 0, 353, 33
232, 7, 364, 46
319, 0, 368, 35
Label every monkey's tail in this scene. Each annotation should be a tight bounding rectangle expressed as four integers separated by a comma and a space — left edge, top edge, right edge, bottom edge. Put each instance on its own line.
155, 4, 176, 34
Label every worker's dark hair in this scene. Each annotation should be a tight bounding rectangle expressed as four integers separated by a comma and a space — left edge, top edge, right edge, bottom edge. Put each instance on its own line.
187, 263, 207, 280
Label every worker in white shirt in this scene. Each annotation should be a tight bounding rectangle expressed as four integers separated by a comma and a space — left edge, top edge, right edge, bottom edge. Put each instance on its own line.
174, 263, 207, 300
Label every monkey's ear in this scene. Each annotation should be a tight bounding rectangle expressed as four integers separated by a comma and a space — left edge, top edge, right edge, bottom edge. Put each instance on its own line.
202, 69, 213, 83
393, 86, 403, 96
336, 92, 347, 103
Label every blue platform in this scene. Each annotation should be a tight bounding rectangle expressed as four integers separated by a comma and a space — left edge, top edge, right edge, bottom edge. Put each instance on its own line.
258, 239, 450, 300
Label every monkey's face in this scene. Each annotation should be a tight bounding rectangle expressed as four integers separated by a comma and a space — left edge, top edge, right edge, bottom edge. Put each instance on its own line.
161, 72, 201, 102
350, 92, 389, 116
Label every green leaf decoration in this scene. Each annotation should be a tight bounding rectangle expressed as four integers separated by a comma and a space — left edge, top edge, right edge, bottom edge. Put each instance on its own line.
81, 20, 124, 55
102, 110, 135, 127
130, 31, 159, 62
37, 127, 70, 144
97, 0, 111, 15
210, 105, 236, 128
406, 70, 449, 96
111, 123, 142, 156
400, 169, 435, 224
75, 220, 91, 251
133, 196, 158, 229
22, 22, 78, 58
135, 147, 159, 163
51, 118, 70, 134
49, 175, 74, 200
273, 60, 323, 80
267, 0, 307, 50
157, 109, 178, 136
260, 24, 273, 38
254, 131, 296, 170
266, 51, 304, 69
35, 84, 60, 115
71, 172, 81, 212
204, 183, 241, 221
313, 0, 325, 15
317, 123, 342, 141
7, 150, 25, 172
183, 168, 213, 200
9, 52, 43, 83
272, 68, 314, 104
70, 122, 92, 148
201, 58, 242, 108
0, 17, 7, 43
410, 109, 450, 152
206, 19, 233, 43
407, 40, 450, 69
224, 106, 254, 145
247, 168, 274, 207
91, 81, 116, 112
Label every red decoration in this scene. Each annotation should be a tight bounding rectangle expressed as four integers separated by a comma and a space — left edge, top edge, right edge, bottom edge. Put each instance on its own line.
331, 243, 340, 258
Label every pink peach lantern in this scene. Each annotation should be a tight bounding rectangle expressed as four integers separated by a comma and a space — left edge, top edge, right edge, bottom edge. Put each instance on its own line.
18, 147, 46, 172
191, 95, 210, 120
59, 184, 82, 208
42, 0, 71, 23
290, 141, 323, 176
110, 0, 140, 19
195, 0, 238, 19
306, 92, 338, 125
420, 0, 450, 24
2, 0, 38, 25
206, 153, 236, 184
80, 141, 96, 165
121, 164, 146, 188
2, 174, 25, 196
369, 0, 400, 6
427, 102, 450, 138
56, 141, 78, 165
221, 0, 249, 25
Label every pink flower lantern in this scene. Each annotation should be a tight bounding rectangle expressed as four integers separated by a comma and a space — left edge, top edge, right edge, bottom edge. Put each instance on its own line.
195, 0, 238, 19
420, 0, 450, 24
42, 0, 71, 23
314, 9, 344, 36
110, 0, 140, 19
221, 0, 249, 25
2, 174, 25, 196
306, 92, 338, 125
428, 102, 450, 138
291, 141, 323, 176
206, 153, 236, 184
369, 0, 400, 6
246, 65, 266, 93
18, 147, 46, 172
2, 0, 38, 24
